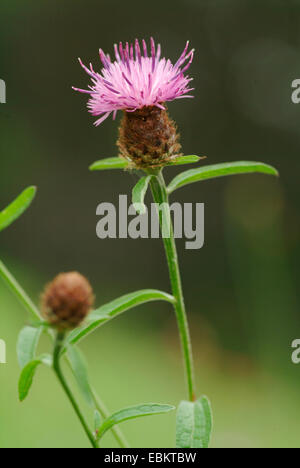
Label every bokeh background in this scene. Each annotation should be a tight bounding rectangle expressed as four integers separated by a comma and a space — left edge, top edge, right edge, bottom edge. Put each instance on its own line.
1, 0, 300, 448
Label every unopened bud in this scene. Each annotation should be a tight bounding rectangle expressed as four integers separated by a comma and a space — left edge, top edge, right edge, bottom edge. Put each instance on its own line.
41, 272, 94, 330
117, 105, 182, 168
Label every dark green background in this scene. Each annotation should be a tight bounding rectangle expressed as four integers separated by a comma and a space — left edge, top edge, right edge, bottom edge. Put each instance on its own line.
0, 0, 300, 448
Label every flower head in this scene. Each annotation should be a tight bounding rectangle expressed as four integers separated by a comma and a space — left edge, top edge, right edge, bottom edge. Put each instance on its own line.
73, 38, 194, 126
41, 272, 94, 330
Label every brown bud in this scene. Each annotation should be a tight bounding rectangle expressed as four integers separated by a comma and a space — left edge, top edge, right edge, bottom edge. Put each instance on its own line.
41, 272, 94, 330
117, 105, 182, 168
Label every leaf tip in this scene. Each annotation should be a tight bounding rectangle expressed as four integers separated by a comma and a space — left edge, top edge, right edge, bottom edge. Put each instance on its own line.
265, 165, 280, 178
22, 185, 37, 202
89, 162, 97, 171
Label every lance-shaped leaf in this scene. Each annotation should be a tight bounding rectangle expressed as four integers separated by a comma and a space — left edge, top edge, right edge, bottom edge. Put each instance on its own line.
18, 354, 52, 402
67, 345, 94, 407
166, 155, 205, 166
97, 403, 175, 441
176, 396, 213, 448
132, 176, 151, 215
17, 326, 43, 369
66, 289, 175, 348
90, 157, 128, 171
167, 161, 279, 194
0, 186, 37, 232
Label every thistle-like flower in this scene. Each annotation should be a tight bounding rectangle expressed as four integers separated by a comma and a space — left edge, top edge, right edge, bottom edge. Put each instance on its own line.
73, 38, 195, 168
41, 272, 94, 330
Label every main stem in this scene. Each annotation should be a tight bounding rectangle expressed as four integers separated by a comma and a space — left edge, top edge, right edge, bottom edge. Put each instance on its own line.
53, 332, 98, 448
150, 172, 196, 402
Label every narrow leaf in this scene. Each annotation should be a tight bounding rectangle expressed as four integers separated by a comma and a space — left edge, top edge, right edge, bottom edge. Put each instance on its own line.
90, 157, 128, 171
0, 186, 37, 232
176, 396, 213, 448
19, 360, 41, 402
198, 396, 213, 448
94, 410, 102, 433
67, 345, 94, 407
18, 354, 52, 402
132, 176, 151, 215
66, 289, 174, 347
90, 290, 175, 320
166, 155, 205, 166
167, 161, 279, 194
97, 403, 175, 441
17, 326, 42, 369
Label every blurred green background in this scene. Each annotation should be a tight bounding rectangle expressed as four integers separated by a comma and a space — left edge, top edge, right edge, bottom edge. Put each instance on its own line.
1, 0, 300, 448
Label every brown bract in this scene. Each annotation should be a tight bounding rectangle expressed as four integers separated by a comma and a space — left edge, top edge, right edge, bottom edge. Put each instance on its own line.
41, 272, 94, 330
117, 105, 182, 169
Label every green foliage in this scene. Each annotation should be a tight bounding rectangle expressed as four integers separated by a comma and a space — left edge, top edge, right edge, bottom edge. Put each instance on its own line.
0, 260, 41, 320
89, 157, 128, 171
94, 410, 102, 433
89, 155, 204, 172
0, 186, 36, 232
66, 289, 175, 347
176, 396, 212, 448
166, 155, 204, 166
67, 345, 94, 407
96, 404, 175, 441
18, 354, 52, 402
17, 325, 51, 403
8, 152, 278, 446
132, 176, 151, 214
17, 326, 43, 368
167, 161, 279, 194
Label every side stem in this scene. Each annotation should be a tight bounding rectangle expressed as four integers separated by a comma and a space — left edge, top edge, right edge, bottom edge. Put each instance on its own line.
0, 258, 129, 447
91, 389, 129, 448
0, 259, 40, 320
53, 332, 98, 448
150, 172, 196, 401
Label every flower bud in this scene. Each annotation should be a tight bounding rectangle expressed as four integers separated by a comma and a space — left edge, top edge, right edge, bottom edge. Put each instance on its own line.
41, 272, 94, 330
117, 106, 182, 168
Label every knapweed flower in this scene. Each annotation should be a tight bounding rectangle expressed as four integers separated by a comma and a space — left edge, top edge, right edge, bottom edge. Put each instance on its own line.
41, 272, 94, 330
73, 38, 195, 168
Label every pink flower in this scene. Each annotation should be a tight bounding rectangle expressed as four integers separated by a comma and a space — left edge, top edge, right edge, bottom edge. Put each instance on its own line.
73, 38, 194, 126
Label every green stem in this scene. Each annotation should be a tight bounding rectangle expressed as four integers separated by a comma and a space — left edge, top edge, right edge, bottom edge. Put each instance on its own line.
0, 259, 40, 320
150, 172, 196, 402
0, 258, 128, 448
53, 332, 98, 448
91, 388, 129, 448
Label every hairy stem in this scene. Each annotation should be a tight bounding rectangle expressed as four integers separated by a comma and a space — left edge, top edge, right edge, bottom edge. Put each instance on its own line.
53, 332, 98, 448
150, 172, 196, 401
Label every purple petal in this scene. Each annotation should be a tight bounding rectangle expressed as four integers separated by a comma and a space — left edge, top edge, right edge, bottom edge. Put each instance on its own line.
174, 41, 190, 69
94, 112, 111, 126
135, 39, 142, 64
142, 39, 148, 57
114, 43, 121, 61
119, 42, 125, 62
